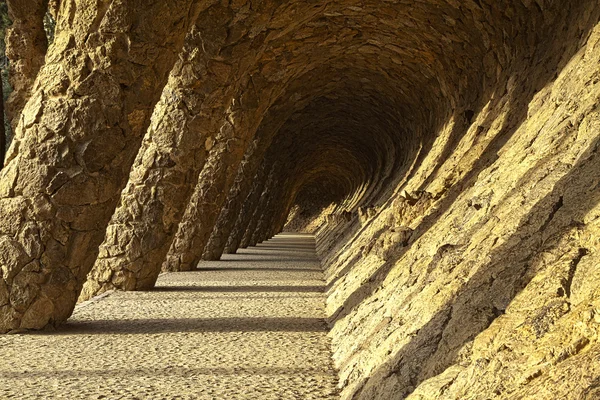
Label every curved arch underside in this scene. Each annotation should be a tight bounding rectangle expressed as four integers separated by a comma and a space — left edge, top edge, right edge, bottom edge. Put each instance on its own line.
2, 0, 600, 398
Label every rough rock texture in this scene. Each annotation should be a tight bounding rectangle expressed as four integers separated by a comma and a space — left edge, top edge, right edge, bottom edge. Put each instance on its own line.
164, 121, 252, 272
307, 4, 600, 399
203, 134, 273, 261
240, 163, 282, 249
223, 161, 272, 254
4, 0, 48, 130
80, 13, 236, 298
0, 0, 202, 332
2, 0, 600, 399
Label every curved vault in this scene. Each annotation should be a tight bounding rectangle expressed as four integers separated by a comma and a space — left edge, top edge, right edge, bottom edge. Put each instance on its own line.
1, 0, 600, 399
80, 0, 494, 297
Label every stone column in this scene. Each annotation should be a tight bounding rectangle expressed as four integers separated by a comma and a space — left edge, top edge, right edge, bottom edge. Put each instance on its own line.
250, 177, 290, 246
267, 173, 299, 239
166, 116, 253, 272
238, 163, 279, 249
222, 161, 269, 254
5, 0, 48, 130
245, 167, 287, 247
239, 202, 264, 248
272, 196, 295, 236
0, 0, 201, 333
165, 70, 279, 269
201, 141, 257, 261
268, 187, 294, 237
202, 132, 274, 260
80, 8, 240, 298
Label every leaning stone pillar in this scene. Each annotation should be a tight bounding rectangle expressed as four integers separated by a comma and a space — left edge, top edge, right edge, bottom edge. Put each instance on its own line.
222, 162, 270, 254
5, 0, 48, 130
239, 201, 265, 248
242, 165, 282, 248
0, 0, 201, 333
166, 69, 280, 269
201, 143, 257, 261
80, 15, 239, 298
271, 198, 294, 237
264, 177, 296, 240
202, 133, 273, 260
166, 118, 253, 272
265, 192, 291, 239
250, 178, 289, 246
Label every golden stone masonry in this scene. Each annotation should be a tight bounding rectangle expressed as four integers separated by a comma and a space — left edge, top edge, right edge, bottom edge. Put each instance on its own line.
1, 1, 600, 399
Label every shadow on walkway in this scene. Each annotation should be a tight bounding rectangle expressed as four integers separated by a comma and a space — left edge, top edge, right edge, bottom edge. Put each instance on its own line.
153, 285, 325, 293
41, 317, 329, 335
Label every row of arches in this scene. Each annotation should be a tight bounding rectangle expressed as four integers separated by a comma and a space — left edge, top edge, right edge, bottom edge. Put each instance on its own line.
0, 0, 590, 341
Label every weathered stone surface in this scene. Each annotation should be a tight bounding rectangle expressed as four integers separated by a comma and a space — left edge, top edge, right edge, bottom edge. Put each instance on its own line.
202, 137, 268, 261
165, 114, 254, 272
0, 0, 202, 332
79, 10, 244, 298
223, 161, 270, 254
5, 0, 48, 130
2, 1, 600, 399
302, 4, 600, 399
240, 163, 280, 249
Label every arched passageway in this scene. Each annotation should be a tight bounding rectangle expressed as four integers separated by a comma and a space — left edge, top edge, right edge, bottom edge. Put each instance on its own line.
1, 1, 600, 399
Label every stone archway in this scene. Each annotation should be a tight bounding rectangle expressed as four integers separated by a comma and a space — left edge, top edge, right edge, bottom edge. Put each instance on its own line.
1, 1, 600, 399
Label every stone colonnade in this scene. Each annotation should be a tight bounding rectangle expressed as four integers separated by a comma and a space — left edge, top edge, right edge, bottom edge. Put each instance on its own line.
0, 0, 586, 340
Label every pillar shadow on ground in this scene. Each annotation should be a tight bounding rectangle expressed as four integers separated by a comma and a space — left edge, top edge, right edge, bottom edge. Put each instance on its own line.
32, 317, 329, 335
152, 285, 325, 293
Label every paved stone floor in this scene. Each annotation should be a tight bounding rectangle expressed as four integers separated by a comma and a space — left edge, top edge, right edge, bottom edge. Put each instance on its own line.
0, 233, 339, 400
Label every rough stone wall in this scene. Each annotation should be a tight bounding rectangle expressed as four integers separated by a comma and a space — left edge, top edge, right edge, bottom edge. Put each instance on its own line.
314, 4, 600, 399
79, 11, 242, 297
284, 182, 345, 234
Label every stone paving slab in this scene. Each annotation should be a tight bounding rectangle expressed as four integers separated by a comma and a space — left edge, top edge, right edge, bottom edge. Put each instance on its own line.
0, 233, 339, 400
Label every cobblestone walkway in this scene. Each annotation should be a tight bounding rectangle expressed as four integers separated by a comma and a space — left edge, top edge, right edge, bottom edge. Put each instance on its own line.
0, 233, 339, 400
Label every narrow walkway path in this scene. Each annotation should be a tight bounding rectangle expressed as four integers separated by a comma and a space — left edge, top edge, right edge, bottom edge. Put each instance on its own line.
0, 233, 339, 399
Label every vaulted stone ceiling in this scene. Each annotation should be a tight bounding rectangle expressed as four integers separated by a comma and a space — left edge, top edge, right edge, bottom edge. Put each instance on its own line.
2, 0, 600, 398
